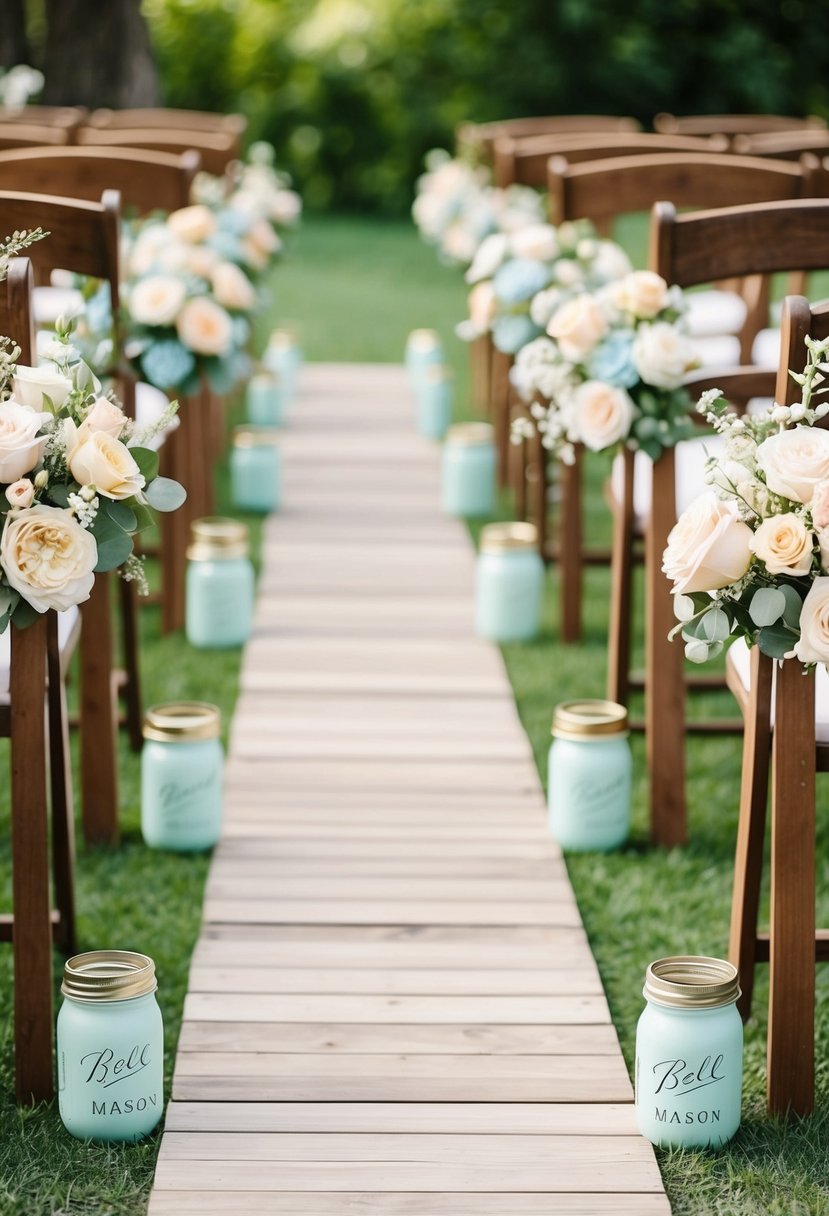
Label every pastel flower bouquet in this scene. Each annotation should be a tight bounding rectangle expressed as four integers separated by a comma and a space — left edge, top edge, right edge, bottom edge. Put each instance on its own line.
510, 270, 700, 464
663, 334, 829, 667
0, 314, 185, 628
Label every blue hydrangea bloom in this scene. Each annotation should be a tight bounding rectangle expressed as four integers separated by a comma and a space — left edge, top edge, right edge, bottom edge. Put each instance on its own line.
218, 209, 252, 238
207, 231, 245, 265
585, 331, 639, 388
492, 314, 541, 355
85, 283, 113, 338
492, 258, 552, 305
141, 338, 197, 389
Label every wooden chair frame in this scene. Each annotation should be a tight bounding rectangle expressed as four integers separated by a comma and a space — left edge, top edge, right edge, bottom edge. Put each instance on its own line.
76, 125, 240, 178
654, 112, 827, 140
0, 120, 72, 150
456, 114, 641, 162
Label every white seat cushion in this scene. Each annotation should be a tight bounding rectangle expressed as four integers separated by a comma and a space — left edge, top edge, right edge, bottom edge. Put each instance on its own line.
610, 434, 727, 527
32, 286, 85, 327
135, 381, 179, 452
751, 327, 780, 368
0, 606, 80, 701
727, 636, 829, 741
685, 289, 748, 338
689, 333, 743, 369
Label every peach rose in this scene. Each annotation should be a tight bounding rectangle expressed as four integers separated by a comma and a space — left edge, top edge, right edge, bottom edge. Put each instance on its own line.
756, 426, 829, 505
509, 224, 559, 262
66, 423, 145, 501
167, 204, 217, 244
129, 275, 187, 327
615, 270, 670, 319
211, 262, 256, 312
6, 478, 34, 509
749, 513, 814, 576
0, 401, 47, 482
662, 492, 753, 594
176, 296, 233, 357
795, 577, 829, 665
85, 397, 127, 439
572, 380, 635, 452
547, 294, 607, 361
467, 281, 497, 333
0, 504, 98, 612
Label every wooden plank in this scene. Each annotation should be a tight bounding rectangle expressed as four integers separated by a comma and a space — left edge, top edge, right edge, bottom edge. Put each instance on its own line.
202, 898, 583, 927
202, 857, 565, 880
222, 760, 540, 793
186, 966, 603, 996
229, 736, 532, 762
203, 878, 573, 903
213, 838, 559, 859
149, 1193, 672, 1215
181, 993, 610, 1024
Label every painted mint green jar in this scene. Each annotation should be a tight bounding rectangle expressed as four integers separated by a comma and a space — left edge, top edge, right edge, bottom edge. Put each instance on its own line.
442, 422, 496, 517
185, 517, 254, 649
547, 700, 632, 851
262, 329, 302, 404
636, 956, 743, 1149
246, 371, 286, 427
57, 951, 163, 1143
405, 328, 444, 386
141, 702, 223, 851
231, 427, 281, 514
475, 522, 544, 642
416, 366, 453, 440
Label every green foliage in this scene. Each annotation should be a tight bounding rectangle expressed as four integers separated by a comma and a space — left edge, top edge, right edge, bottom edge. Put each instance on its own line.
144, 0, 829, 213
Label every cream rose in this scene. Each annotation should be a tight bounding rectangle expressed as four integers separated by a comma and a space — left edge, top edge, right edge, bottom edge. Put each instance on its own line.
67, 425, 145, 501
509, 224, 559, 262
12, 364, 72, 411
6, 478, 34, 509
795, 577, 829, 665
591, 240, 633, 283
240, 237, 268, 273
129, 275, 187, 327
0, 400, 47, 482
662, 493, 753, 594
615, 270, 669, 319
467, 281, 497, 332
632, 322, 698, 389
812, 479, 829, 529
756, 426, 829, 505
248, 218, 280, 256
85, 397, 127, 439
211, 262, 256, 312
167, 204, 217, 244
186, 245, 220, 279
271, 189, 302, 225
573, 380, 635, 452
0, 504, 98, 612
465, 233, 508, 284
749, 513, 814, 576
547, 294, 607, 361
176, 296, 233, 357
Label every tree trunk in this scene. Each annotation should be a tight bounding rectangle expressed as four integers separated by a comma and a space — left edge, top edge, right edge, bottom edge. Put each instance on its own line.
42, 0, 159, 108
0, 0, 31, 70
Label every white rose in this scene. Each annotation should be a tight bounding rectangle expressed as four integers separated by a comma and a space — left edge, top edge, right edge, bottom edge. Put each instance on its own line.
211, 262, 256, 312
167, 204, 217, 244
573, 380, 635, 452
85, 397, 127, 439
271, 189, 302, 225
465, 233, 508, 284
749, 513, 814, 576
12, 364, 73, 411
818, 527, 829, 573
662, 492, 753, 594
6, 478, 34, 508
66, 424, 145, 501
0, 400, 47, 482
0, 504, 98, 613
467, 281, 497, 333
632, 322, 698, 389
795, 577, 829, 665
176, 296, 234, 357
127, 224, 173, 276
547, 293, 607, 361
615, 270, 670, 318
590, 240, 633, 284
553, 259, 585, 287
509, 224, 559, 262
812, 479, 829, 529
129, 275, 187, 327
529, 287, 564, 328
755, 426, 829, 505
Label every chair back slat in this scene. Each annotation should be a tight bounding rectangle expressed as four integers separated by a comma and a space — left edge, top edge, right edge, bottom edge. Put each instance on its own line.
87, 107, 245, 138
494, 131, 725, 188
0, 121, 72, 149
0, 105, 86, 132
456, 114, 640, 162
0, 190, 120, 287
0, 257, 35, 365
654, 112, 827, 138
733, 130, 829, 161
76, 125, 239, 176
775, 296, 829, 406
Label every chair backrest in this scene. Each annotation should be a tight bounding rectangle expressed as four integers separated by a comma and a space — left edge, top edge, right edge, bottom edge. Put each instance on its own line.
0, 105, 87, 134
654, 112, 827, 138
0, 146, 200, 216
0, 257, 35, 365
87, 107, 245, 137
732, 129, 829, 161
493, 131, 726, 188
456, 114, 640, 162
773, 295, 829, 407
75, 125, 238, 177
0, 121, 72, 150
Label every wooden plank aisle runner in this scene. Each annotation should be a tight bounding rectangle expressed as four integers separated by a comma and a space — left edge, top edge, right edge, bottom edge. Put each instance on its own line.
148, 363, 669, 1215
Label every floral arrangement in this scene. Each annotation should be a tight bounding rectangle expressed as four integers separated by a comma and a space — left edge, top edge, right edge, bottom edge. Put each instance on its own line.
412, 148, 546, 269
510, 270, 699, 464
458, 221, 633, 355
193, 140, 303, 247
0, 312, 184, 628
663, 334, 829, 666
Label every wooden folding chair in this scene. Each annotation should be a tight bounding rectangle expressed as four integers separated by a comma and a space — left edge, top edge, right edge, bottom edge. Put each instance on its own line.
0, 120, 72, 150
76, 125, 240, 178
644, 197, 829, 848
85, 107, 246, 157
733, 129, 829, 161
0, 105, 86, 137
0, 256, 78, 1102
654, 112, 827, 142
534, 151, 825, 648
726, 294, 829, 1117
456, 114, 641, 162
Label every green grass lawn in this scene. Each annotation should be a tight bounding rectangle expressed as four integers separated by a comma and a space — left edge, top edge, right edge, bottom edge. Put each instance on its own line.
1, 210, 828, 1214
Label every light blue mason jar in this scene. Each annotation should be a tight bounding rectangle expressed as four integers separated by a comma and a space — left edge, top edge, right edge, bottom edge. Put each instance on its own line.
185, 517, 254, 649
246, 371, 286, 427
416, 366, 453, 440
57, 951, 164, 1143
441, 422, 496, 517
231, 427, 281, 514
262, 329, 302, 405
141, 702, 224, 851
475, 521, 544, 642
405, 328, 444, 388
547, 700, 632, 851
636, 956, 743, 1149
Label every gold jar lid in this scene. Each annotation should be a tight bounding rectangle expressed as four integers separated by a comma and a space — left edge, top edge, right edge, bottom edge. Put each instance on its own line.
644, 956, 741, 1010
267, 327, 299, 349
62, 951, 157, 1002
233, 426, 280, 448
480, 521, 538, 553
143, 701, 221, 743
187, 516, 249, 561
250, 369, 280, 388
552, 699, 628, 739
407, 328, 441, 351
445, 422, 494, 446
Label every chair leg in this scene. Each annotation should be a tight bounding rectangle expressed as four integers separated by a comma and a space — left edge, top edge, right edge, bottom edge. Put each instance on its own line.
471, 334, 491, 416
559, 445, 583, 644
118, 575, 143, 752
530, 430, 548, 556
512, 435, 527, 521
490, 349, 512, 490
80, 573, 120, 845
46, 612, 76, 955
10, 617, 54, 1102
160, 419, 189, 635
767, 659, 816, 1116
607, 448, 635, 707
728, 647, 773, 1021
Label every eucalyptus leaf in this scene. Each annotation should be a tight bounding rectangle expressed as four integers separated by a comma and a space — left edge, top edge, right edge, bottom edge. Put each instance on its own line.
94, 531, 134, 573
130, 447, 160, 482
101, 498, 137, 531
144, 477, 187, 513
749, 587, 787, 627
48, 483, 72, 508
11, 598, 42, 629
684, 638, 710, 663
757, 622, 796, 660
131, 503, 155, 534
699, 607, 731, 644
779, 583, 804, 629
